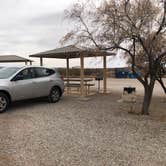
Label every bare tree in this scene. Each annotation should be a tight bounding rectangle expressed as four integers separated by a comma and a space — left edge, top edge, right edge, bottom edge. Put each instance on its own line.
61, 0, 166, 115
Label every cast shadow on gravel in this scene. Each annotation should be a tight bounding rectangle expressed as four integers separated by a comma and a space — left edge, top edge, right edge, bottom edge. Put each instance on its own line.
7, 97, 64, 113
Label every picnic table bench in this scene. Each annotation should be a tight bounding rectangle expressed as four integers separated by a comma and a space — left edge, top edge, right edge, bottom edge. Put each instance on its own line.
64, 78, 95, 95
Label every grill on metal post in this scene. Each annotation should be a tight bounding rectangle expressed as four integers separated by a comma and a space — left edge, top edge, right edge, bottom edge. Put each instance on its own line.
95, 74, 103, 92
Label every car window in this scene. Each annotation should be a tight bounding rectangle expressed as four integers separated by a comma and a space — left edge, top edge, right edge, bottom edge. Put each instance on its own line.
0, 67, 21, 79
29, 68, 36, 78
35, 68, 55, 78
17, 68, 35, 80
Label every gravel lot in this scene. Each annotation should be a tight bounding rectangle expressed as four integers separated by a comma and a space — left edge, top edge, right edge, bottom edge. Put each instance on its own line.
97, 78, 166, 97
0, 79, 166, 166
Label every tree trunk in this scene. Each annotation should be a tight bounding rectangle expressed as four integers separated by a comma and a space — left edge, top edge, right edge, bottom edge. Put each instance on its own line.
157, 78, 166, 95
141, 83, 155, 115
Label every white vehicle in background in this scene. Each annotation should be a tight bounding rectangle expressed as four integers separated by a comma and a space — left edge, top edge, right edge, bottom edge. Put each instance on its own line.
0, 66, 64, 113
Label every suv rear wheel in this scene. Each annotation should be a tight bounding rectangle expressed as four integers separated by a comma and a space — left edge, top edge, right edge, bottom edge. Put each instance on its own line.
0, 92, 9, 113
49, 87, 61, 103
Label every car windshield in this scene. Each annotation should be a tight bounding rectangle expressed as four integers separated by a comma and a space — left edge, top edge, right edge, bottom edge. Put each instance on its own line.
0, 67, 21, 79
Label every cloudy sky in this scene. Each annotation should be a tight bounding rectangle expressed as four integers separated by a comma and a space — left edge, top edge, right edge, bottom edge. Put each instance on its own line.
0, 0, 126, 68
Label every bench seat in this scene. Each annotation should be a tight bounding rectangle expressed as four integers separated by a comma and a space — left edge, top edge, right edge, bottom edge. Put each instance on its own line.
65, 83, 95, 95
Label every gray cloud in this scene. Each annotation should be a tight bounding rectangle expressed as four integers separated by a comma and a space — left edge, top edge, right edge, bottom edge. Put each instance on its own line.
29, 12, 64, 25
0, 0, 126, 67
0, 0, 74, 55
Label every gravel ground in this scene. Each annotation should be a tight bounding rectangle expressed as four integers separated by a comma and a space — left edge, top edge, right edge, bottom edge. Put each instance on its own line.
0, 91, 166, 166
96, 78, 166, 97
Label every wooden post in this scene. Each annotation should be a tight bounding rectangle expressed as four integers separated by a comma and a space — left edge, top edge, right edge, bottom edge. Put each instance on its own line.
66, 58, 69, 78
80, 53, 85, 96
30, 61, 32, 65
103, 54, 107, 94
66, 58, 69, 94
25, 61, 28, 65
40, 57, 43, 66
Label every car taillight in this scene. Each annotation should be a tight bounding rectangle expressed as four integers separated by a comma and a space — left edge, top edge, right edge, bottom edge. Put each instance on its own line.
60, 75, 64, 80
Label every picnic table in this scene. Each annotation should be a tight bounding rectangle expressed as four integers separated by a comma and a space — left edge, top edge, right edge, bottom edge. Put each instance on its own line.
64, 77, 95, 95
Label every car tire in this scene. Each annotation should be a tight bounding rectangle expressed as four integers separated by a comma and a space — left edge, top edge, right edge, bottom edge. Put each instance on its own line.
48, 87, 61, 103
0, 92, 9, 113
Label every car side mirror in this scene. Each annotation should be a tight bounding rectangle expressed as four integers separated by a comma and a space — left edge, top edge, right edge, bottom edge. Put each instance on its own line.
11, 74, 24, 81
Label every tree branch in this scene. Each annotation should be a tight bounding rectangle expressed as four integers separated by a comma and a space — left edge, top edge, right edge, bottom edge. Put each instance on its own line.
152, 0, 166, 41
78, 16, 101, 49
156, 51, 166, 62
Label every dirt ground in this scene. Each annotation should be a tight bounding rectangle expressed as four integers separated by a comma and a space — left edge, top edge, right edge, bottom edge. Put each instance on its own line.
0, 78, 165, 166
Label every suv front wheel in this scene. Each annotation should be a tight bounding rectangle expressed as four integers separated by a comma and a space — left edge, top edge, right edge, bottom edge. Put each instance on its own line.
0, 92, 9, 113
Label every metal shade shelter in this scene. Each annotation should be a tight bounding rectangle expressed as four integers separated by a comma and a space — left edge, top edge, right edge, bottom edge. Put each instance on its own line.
30, 45, 115, 96
0, 55, 33, 65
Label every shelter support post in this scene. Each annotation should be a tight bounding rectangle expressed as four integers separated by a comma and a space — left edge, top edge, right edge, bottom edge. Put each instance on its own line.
103, 54, 107, 94
80, 53, 85, 96
66, 58, 69, 78
40, 57, 43, 66
66, 58, 70, 94
25, 61, 28, 65
30, 61, 32, 65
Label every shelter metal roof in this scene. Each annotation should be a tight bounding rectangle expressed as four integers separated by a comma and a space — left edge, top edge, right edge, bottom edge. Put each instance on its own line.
29, 45, 115, 59
0, 55, 33, 63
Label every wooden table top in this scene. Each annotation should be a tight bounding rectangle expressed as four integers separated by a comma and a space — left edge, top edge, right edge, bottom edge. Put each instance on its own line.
64, 78, 93, 82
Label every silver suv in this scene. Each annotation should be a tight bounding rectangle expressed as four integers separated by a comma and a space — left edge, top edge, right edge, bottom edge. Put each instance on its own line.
0, 66, 64, 113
